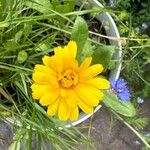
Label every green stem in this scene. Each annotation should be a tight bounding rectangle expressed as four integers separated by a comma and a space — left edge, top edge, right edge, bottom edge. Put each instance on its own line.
111, 110, 150, 148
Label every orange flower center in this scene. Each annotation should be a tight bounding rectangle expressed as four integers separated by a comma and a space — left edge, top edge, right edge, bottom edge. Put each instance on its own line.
58, 69, 78, 88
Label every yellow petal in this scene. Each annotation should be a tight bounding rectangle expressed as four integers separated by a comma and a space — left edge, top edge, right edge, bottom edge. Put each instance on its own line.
81, 77, 110, 89
67, 41, 77, 58
70, 60, 78, 72
59, 41, 77, 70
58, 99, 70, 121
54, 45, 71, 71
71, 90, 93, 114
60, 88, 68, 98
74, 83, 104, 106
42, 56, 52, 68
32, 72, 49, 84
70, 106, 79, 121
61, 45, 72, 69
31, 84, 51, 99
78, 57, 92, 72
63, 58, 78, 72
79, 64, 104, 80
42, 55, 62, 73
32, 72, 58, 87
47, 98, 60, 116
34, 64, 56, 76
62, 46, 77, 69
39, 90, 59, 106
65, 89, 77, 108
78, 100, 93, 114
54, 46, 63, 55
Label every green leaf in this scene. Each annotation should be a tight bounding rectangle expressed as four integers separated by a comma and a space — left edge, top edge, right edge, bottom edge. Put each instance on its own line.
17, 51, 28, 63
25, 0, 52, 14
103, 90, 136, 117
51, 0, 75, 13
81, 41, 94, 61
92, 45, 115, 69
71, 16, 88, 61
15, 30, 23, 43
108, 60, 116, 70
4, 39, 18, 51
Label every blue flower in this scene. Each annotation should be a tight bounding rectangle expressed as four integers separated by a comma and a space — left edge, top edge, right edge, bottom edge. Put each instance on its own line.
110, 78, 131, 102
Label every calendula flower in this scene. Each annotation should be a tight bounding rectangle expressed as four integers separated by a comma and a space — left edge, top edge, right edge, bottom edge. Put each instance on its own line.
110, 78, 131, 102
31, 41, 110, 121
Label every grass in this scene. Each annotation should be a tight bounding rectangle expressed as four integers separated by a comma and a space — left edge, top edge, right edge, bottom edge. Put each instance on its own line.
0, 0, 150, 149
0, 0, 94, 149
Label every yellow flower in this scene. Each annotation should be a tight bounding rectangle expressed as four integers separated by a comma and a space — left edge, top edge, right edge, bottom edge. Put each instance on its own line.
31, 41, 110, 121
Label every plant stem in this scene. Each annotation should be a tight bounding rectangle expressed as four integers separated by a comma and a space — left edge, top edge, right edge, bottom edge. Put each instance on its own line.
111, 110, 150, 148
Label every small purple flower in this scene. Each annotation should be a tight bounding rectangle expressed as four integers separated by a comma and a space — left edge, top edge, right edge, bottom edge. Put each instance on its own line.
110, 78, 131, 102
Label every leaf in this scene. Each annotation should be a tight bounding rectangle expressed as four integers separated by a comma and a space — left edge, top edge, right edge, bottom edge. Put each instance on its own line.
81, 41, 94, 61
51, 0, 75, 13
4, 39, 18, 51
25, 0, 52, 14
71, 16, 88, 61
15, 30, 23, 43
103, 90, 136, 117
92, 45, 115, 69
108, 60, 116, 70
17, 51, 28, 63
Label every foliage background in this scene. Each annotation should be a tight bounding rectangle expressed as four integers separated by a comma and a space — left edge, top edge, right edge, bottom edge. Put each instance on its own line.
0, 0, 150, 149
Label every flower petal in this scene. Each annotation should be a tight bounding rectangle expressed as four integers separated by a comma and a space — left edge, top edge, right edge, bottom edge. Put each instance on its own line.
69, 90, 93, 114
58, 99, 70, 121
32, 72, 58, 87
82, 77, 110, 89
42, 56, 52, 67
62, 45, 76, 70
70, 106, 79, 121
67, 41, 77, 58
54, 46, 63, 55
65, 89, 77, 108
34, 64, 56, 76
79, 64, 104, 80
74, 83, 104, 106
118, 92, 131, 102
78, 57, 92, 72
42, 55, 62, 73
32, 72, 49, 84
47, 98, 60, 116
39, 90, 59, 106
31, 84, 50, 99
116, 78, 127, 89
77, 99, 93, 114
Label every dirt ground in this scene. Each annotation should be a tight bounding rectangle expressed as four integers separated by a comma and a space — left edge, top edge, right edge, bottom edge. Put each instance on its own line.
0, 100, 149, 150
